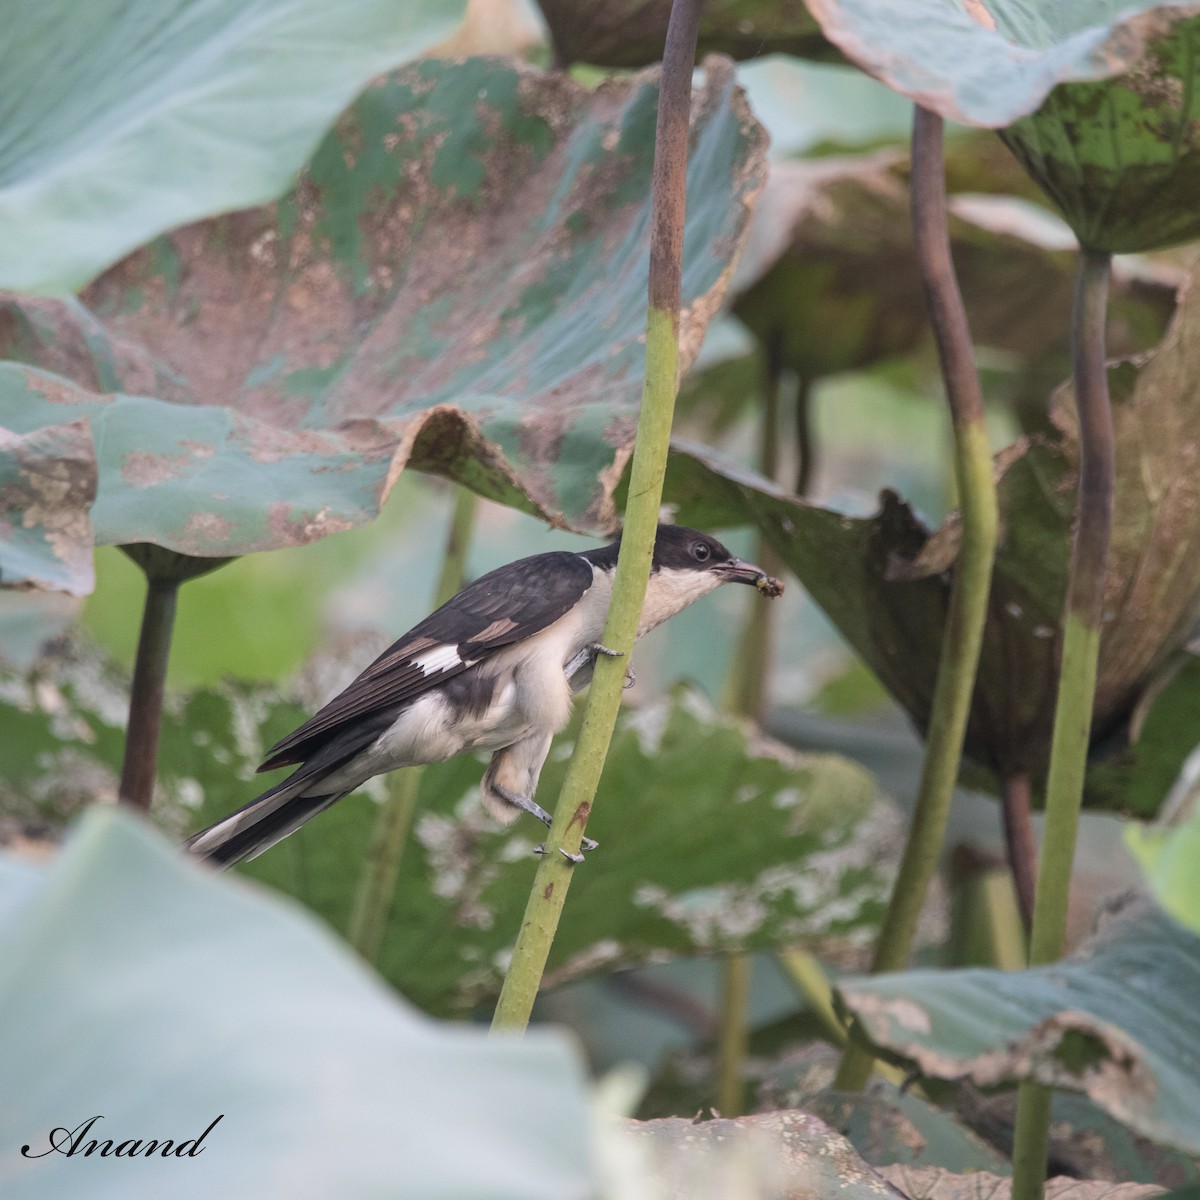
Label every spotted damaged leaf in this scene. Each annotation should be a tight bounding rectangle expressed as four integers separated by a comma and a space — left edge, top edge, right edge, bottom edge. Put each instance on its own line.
193, 686, 900, 1014
0, 640, 901, 1013
1000, 12, 1200, 252
875, 1168, 1167, 1200
663, 257, 1200, 816
0, 421, 96, 595
614, 1111, 899, 1200
802, 0, 1200, 252
836, 901, 1200, 1158
0, 56, 766, 564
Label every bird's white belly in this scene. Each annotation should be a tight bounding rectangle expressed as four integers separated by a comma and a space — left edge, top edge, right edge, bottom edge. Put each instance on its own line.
312, 676, 539, 795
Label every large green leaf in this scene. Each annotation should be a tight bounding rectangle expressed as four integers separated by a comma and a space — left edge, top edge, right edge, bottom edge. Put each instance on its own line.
803, 0, 1198, 128
803, 1, 1200, 251
0, 422, 96, 594
0, 57, 765, 558
0, 0, 466, 295
662, 258, 1200, 814
1001, 14, 1200, 251
0, 808, 592, 1200
836, 903, 1200, 1157
0, 640, 900, 1016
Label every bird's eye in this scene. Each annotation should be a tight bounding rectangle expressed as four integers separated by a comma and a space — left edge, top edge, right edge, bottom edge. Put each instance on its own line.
692, 541, 711, 562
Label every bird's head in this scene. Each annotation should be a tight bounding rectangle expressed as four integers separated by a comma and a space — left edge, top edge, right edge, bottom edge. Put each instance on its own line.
634, 524, 783, 633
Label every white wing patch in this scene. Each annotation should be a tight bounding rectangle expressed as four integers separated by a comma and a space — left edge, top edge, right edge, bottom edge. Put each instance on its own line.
411, 643, 464, 675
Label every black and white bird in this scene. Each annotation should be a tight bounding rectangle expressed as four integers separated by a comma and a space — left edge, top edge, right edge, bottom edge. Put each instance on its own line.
186, 523, 782, 867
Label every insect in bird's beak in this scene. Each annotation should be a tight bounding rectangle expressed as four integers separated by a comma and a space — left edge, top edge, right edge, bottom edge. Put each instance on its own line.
720, 558, 785, 598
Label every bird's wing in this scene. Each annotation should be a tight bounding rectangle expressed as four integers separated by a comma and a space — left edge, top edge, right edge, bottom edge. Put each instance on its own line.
259, 551, 596, 771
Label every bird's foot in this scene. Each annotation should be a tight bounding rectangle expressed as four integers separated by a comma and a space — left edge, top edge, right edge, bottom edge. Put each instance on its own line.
534, 843, 583, 863
493, 780, 599, 860
533, 834, 598, 863
589, 645, 634, 688
565, 642, 627, 685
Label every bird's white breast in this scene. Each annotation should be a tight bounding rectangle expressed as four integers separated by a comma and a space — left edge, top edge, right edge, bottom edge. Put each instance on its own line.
312, 562, 613, 794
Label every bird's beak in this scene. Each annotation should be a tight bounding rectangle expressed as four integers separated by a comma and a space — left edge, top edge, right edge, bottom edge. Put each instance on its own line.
720, 558, 785, 597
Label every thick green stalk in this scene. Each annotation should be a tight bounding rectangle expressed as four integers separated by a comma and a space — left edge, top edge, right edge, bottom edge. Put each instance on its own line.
1011, 247, 1112, 1200
490, 0, 703, 1033
716, 333, 787, 1113
835, 106, 998, 1091
348, 487, 477, 961
794, 375, 814, 497
715, 951, 751, 1115
347, 769, 421, 958
726, 332, 784, 720
777, 948, 847, 1050
947, 850, 1027, 970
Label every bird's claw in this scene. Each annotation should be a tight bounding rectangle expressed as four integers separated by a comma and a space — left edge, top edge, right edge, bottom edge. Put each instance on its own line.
590, 643, 634, 688
533, 834, 598, 862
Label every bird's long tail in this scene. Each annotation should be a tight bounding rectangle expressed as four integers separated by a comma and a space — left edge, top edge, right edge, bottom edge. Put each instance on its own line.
185, 774, 349, 868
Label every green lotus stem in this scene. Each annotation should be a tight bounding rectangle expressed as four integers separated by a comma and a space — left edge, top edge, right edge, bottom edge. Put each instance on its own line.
716, 334, 787, 1113
794, 374, 814, 497
1011, 246, 1113, 1200
348, 487, 478, 961
777, 948, 847, 1050
834, 106, 998, 1091
947, 852, 1027, 971
347, 771, 420, 958
726, 333, 784, 721
716, 951, 751, 1115
118, 574, 180, 811
778, 949, 916, 1090
490, 0, 704, 1034
982, 867, 1028, 972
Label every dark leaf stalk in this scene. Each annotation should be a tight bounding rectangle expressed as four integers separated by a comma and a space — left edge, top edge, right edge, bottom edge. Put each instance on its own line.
118, 545, 229, 810
834, 107, 999, 1090
490, 0, 705, 1033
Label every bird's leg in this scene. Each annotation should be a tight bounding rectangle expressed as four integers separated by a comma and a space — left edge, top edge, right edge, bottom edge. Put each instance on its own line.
564, 643, 635, 689
489, 780, 598, 862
